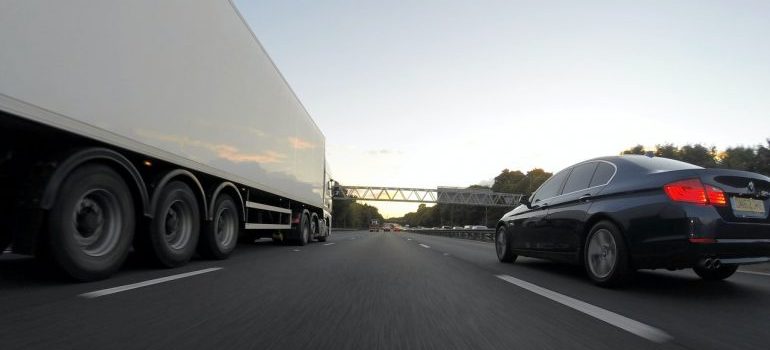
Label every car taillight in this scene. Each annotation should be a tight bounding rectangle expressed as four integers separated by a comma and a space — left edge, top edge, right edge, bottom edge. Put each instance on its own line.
664, 179, 726, 206
704, 185, 726, 206
664, 179, 707, 204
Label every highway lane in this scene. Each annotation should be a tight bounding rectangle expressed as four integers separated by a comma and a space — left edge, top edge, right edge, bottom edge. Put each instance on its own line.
402, 231, 770, 350
0, 230, 763, 349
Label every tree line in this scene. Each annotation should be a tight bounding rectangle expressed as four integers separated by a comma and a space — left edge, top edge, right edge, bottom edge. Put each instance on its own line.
333, 139, 770, 229
621, 140, 770, 175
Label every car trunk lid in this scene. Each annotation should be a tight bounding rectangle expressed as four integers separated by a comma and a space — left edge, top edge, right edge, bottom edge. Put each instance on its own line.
696, 169, 770, 224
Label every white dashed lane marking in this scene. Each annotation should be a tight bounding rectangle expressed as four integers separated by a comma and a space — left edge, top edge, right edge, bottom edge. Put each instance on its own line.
80, 268, 222, 298
739, 270, 770, 277
496, 274, 672, 343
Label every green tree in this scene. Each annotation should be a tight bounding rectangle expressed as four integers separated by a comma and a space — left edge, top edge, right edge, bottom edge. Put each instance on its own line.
719, 146, 756, 171
678, 144, 717, 168
622, 145, 646, 155
491, 169, 525, 193
654, 144, 679, 159
755, 140, 770, 176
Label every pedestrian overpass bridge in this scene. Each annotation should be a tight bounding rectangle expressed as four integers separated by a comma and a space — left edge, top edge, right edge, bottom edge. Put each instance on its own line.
332, 185, 523, 208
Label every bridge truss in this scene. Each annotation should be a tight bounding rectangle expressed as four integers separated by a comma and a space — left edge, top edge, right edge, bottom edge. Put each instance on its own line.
333, 186, 523, 208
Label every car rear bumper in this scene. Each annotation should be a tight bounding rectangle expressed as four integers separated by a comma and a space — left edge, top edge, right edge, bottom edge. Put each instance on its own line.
631, 209, 770, 269
633, 239, 770, 269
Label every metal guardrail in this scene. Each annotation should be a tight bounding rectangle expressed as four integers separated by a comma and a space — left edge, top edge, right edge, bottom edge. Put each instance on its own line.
404, 229, 496, 243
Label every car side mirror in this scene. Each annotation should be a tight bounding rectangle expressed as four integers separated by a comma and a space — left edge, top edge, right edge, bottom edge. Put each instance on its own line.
519, 196, 531, 208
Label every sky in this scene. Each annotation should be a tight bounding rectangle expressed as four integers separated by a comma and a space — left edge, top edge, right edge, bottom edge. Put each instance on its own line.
234, 0, 770, 217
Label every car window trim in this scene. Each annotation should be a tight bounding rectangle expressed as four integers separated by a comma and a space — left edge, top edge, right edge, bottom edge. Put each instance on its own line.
533, 160, 617, 203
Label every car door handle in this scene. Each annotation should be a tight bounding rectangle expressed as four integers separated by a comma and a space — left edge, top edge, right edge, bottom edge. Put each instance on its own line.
579, 194, 592, 202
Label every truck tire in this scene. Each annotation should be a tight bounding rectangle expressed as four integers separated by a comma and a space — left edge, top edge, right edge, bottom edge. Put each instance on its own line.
198, 193, 239, 259
293, 212, 310, 246
310, 213, 320, 242
47, 164, 135, 281
146, 181, 200, 267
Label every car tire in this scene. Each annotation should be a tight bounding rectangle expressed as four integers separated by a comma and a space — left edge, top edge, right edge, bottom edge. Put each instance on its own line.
584, 221, 632, 287
495, 226, 516, 263
47, 164, 135, 281
693, 264, 738, 281
197, 193, 239, 260
145, 181, 200, 267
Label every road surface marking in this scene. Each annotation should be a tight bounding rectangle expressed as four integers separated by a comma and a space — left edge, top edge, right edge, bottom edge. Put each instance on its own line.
739, 270, 770, 277
443, 253, 450, 256
291, 249, 301, 252
80, 268, 222, 298
419, 244, 431, 249
407, 239, 412, 241
496, 274, 672, 343
323, 242, 336, 246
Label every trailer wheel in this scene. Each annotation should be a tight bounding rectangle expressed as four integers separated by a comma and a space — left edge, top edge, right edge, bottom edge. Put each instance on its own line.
47, 164, 135, 281
314, 214, 328, 242
147, 181, 200, 267
198, 194, 239, 259
293, 212, 310, 246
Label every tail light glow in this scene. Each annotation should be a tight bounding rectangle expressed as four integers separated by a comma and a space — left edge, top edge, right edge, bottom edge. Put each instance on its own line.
705, 185, 727, 206
664, 178, 727, 206
664, 179, 707, 205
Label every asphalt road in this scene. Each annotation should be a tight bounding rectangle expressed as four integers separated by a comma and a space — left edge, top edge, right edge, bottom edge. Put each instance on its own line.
1, 230, 769, 349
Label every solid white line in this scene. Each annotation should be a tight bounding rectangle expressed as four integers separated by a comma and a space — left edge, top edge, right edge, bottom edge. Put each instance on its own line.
739, 270, 770, 277
419, 244, 431, 249
407, 239, 412, 241
80, 268, 222, 298
496, 274, 672, 343
323, 242, 336, 246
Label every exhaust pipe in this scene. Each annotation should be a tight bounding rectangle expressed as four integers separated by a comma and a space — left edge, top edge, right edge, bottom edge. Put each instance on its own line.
702, 258, 713, 269
712, 259, 721, 269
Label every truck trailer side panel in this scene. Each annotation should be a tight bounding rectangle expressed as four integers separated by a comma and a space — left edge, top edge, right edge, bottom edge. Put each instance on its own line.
0, 0, 324, 208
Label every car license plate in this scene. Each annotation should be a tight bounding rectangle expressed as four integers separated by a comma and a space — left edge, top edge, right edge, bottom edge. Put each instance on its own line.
732, 197, 765, 215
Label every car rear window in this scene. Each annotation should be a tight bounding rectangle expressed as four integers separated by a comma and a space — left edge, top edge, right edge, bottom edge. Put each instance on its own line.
623, 155, 702, 172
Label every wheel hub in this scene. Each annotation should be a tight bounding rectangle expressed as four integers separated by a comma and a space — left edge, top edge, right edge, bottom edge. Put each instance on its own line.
76, 199, 103, 237
71, 189, 122, 257
165, 209, 180, 236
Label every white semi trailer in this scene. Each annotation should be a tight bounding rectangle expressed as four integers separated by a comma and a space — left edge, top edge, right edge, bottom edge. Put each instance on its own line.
0, 0, 333, 280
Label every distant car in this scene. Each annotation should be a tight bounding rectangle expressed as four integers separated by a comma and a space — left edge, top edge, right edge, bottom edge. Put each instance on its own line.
471, 225, 488, 230
452, 226, 464, 230
495, 155, 770, 287
463, 225, 472, 229
441, 226, 451, 229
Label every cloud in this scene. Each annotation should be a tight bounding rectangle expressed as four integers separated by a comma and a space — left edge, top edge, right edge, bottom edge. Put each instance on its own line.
366, 149, 403, 155
288, 137, 316, 150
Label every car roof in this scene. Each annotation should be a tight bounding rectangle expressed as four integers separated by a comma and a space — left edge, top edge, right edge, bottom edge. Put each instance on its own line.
583, 155, 702, 173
